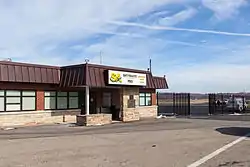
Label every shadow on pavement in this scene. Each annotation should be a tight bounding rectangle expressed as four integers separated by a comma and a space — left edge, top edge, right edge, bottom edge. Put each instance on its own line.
216, 127, 250, 137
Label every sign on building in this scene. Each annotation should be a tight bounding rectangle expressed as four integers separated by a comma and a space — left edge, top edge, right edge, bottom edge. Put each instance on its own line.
108, 70, 147, 86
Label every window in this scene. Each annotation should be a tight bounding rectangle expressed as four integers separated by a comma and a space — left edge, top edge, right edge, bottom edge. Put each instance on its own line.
57, 92, 68, 109
1, 90, 36, 112
44, 91, 56, 110
44, 91, 79, 110
6, 90, 21, 111
69, 92, 79, 109
102, 92, 111, 107
6, 90, 20, 96
22, 91, 36, 111
0, 90, 4, 96
139, 93, 152, 106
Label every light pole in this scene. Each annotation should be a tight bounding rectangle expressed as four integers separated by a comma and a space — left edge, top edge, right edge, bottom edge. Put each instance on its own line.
100, 51, 103, 64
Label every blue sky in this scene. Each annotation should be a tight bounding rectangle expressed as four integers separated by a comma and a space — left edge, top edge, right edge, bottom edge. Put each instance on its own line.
0, 0, 250, 93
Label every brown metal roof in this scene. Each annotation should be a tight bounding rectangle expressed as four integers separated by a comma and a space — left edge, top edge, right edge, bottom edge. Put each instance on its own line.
59, 65, 86, 87
60, 63, 168, 89
0, 61, 60, 84
86, 64, 159, 88
86, 64, 106, 87
153, 76, 168, 89
0, 61, 168, 89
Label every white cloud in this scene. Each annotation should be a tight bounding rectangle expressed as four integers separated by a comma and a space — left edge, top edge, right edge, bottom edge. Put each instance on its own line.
153, 11, 171, 17
78, 31, 250, 93
202, 0, 247, 20
1, 0, 250, 93
158, 8, 197, 26
0, 0, 182, 64
83, 34, 168, 69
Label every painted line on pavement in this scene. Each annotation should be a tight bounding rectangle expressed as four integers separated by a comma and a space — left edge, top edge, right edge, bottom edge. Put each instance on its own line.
187, 132, 250, 167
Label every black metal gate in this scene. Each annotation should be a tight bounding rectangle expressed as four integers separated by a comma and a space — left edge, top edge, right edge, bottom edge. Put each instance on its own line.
173, 93, 190, 116
158, 92, 250, 116
209, 93, 224, 115
208, 93, 249, 115
157, 93, 190, 116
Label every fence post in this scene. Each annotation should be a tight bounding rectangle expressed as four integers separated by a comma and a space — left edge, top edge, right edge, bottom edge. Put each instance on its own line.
175, 93, 178, 115
181, 93, 183, 116
177, 93, 179, 115
185, 93, 187, 116
183, 93, 186, 116
208, 94, 211, 115
209, 94, 211, 115
232, 94, 235, 113
211, 94, 216, 115
242, 95, 245, 113
221, 93, 224, 115
184, 93, 186, 116
173, 93, 175, 115
181, 93, 183, 115
188, 93, 191, 116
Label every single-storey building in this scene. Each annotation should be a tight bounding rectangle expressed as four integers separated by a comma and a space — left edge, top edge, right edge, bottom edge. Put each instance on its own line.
0, 60, 168, 126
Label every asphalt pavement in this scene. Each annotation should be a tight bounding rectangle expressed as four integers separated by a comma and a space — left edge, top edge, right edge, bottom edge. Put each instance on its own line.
0, 118, 250, 167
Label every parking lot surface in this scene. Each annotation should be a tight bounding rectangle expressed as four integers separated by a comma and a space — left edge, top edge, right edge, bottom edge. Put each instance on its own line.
0, 118, 250, 167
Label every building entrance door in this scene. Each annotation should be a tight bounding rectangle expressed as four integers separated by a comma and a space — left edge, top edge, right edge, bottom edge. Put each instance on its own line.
90, 91, 97, 114
78, 90, 97, 115
79, 91, 85, 115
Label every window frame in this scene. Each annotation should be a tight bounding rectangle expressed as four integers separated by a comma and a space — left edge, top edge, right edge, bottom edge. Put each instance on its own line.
0, 90, 5, 112
68, 92, 79, 109
57, 91, 68, 110
44, 91, 79, 110
44, 91, 57, 110
21, 91, 37, 111
139, 92, 152, 106
0, 90, 37, 112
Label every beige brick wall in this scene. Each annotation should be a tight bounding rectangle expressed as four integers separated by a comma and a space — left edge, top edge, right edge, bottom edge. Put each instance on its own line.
0, 109, 81, 127
121, 87, 140, 122
137, 105, 158, 118
122, 87, 139, 108
76, 114, 112, 126
121, 88, 158, 121
122, 108, 140, 122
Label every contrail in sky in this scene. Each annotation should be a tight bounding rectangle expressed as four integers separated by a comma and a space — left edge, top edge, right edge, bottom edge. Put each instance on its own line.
108, 21, 250, 37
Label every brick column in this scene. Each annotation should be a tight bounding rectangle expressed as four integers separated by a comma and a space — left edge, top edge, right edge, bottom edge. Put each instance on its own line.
121, 87, 140, 122
36, 91, 44, 111
152, 93, 157, 105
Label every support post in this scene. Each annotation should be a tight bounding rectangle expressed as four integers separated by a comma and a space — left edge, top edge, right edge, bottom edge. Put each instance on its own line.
85, 86, 90, 115
188, 93, 191, 116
